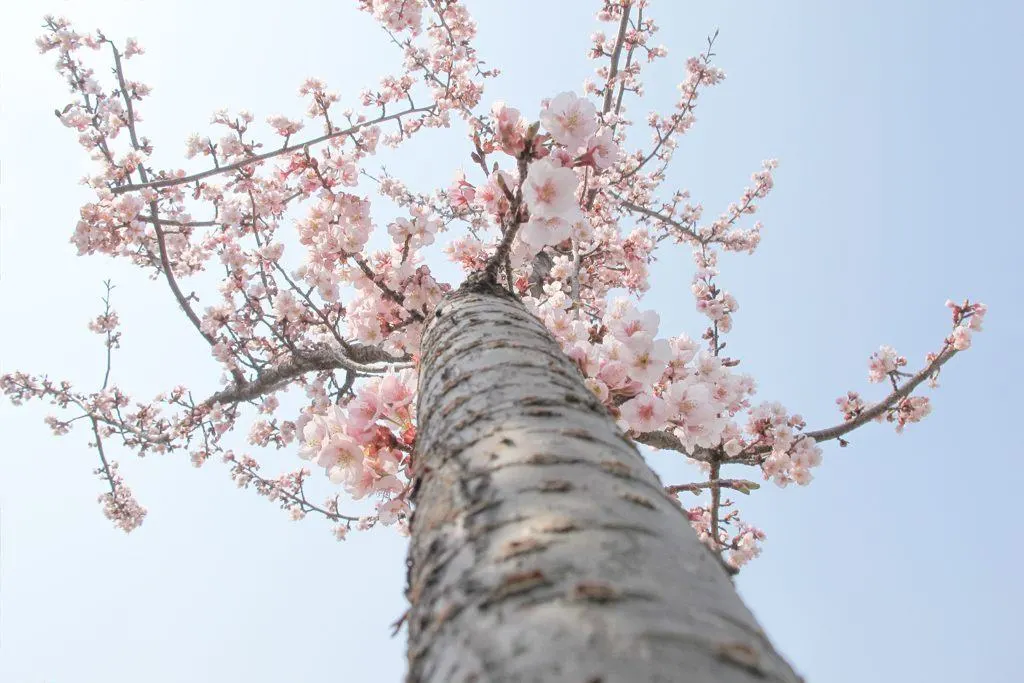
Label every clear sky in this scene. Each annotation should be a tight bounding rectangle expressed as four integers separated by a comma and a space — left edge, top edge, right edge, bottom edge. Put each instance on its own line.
1, 1, 1021, 681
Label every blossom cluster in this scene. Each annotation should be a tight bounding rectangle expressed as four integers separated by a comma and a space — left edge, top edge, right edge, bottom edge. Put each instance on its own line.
687, 503, 766, 569
296, 370, 416, 528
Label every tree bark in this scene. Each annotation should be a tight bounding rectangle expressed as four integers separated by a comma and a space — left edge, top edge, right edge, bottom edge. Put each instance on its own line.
406, 275, 801, 683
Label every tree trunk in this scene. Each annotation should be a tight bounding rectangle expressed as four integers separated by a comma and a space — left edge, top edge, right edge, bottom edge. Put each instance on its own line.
406, 276, 801, 683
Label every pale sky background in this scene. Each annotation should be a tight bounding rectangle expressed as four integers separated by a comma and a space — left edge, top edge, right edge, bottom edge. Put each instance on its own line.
1, 1, 1022, 681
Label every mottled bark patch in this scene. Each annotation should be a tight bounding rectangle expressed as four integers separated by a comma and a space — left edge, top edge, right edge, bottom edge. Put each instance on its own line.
570, 581, 620, 603
497, 537, 549, 560
538, 479, 573, 492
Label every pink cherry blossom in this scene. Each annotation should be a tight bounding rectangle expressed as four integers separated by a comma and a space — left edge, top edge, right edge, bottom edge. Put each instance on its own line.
665, 379, 714, 425
378, 369, 416, 409
583, 128, 619, 169
867, 345, 906, 383
491, 101, 527, 155
447, 170, 476, 210
519, 215, 572, 249
624, 338, 672, 385
620, 392, 670, 433
523, 159, 579, 219
950, 325, 972, 350
540, 91, 598, 151
369, 0, 423, 34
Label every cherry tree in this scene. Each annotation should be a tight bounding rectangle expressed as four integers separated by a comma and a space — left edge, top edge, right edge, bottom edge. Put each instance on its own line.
2, 1, 986, 680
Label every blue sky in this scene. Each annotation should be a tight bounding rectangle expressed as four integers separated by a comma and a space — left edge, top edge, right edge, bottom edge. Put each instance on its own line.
1, 1, 1021, 681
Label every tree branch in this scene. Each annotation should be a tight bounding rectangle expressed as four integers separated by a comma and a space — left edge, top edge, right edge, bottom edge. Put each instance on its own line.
601, 4, 632, 115
111, 105, 436, 195
634, 344, 960, 466
617, 196, 701, 241
200, 344, 413, 408
745, 345, 959, 459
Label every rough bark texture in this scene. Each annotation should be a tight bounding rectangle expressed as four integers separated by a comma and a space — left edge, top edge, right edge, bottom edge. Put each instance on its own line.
406, 276, 801, 683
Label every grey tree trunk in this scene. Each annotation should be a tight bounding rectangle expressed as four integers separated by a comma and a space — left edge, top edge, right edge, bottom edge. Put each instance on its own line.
406, 276, 801, 683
